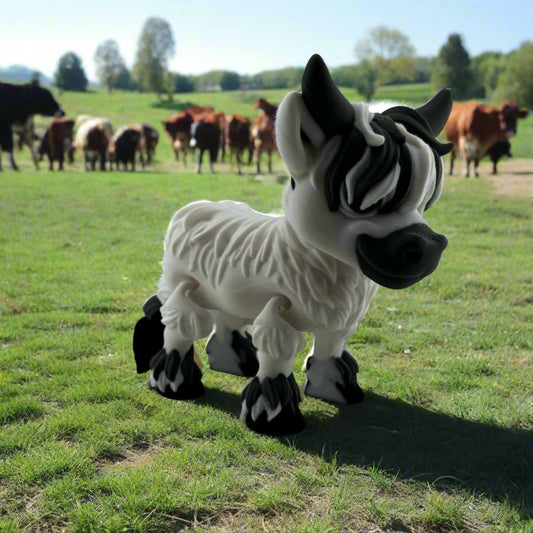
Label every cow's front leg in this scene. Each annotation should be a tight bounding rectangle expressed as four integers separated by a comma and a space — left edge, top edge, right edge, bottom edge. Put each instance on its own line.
465, 157, 471, 178
240, 296, 306, 435
304, 330, 364, 404
448, 150, 456, 175
144, 280, 212, 400
9, 151, 19, 171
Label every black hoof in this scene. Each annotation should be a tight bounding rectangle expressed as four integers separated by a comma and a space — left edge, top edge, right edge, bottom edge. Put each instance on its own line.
241, 374, 306, 436
305, 351, 364, 404
133, 295, 164, 374
149, 346, 205, 400
335, 351, 365, 404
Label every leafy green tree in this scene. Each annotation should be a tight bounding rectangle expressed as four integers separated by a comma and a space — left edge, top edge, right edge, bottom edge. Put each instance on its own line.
133, 17, 175, 94
353, 60, 378, 101
195, 70, 224, 91
115, 66, 136, 91
220, 71, 240, 91
252, 67, 303, 89
354, 25, 416, 94
432, 34, 473, 99
471, 52, 506, 99
174, 73, 195, 93
94, 39, 126, 93
412, 57, 432, 83
54, 52, 88, 92
493, 41, 533, 108
331, 65, 357, 87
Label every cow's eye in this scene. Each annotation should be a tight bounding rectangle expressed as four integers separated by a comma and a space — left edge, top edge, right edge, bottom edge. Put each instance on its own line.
290, 177, 296, 190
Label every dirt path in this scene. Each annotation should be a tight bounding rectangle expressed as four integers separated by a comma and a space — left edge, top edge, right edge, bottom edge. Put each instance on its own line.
445, 158, 532, 198
481, 158, 532, 198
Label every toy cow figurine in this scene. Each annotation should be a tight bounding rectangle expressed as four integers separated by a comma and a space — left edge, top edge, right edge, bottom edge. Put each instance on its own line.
133, 54, 453, 435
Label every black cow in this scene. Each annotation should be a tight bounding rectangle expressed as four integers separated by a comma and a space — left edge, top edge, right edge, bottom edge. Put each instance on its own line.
487, 140, 512, 175
190, 111, 220, 174
0, 80, 64, 170
109, 126, 145, 171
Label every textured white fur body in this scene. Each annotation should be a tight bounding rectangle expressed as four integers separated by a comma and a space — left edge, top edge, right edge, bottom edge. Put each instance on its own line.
157, 200, 378, 338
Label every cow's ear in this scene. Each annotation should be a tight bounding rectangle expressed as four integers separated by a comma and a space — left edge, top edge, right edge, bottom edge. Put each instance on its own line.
520, 108, 529, 119
416, 88, 453, 136
275, 91, 326, 180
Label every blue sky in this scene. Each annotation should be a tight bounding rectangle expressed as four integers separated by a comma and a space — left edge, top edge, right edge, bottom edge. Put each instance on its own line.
1, 0, 531, 81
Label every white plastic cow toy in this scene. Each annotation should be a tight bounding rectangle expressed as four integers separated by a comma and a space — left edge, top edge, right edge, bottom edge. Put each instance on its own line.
133, 54, 453, 435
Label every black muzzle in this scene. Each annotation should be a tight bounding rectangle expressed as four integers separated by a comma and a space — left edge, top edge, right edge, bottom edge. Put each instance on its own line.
356, 223, 448, 289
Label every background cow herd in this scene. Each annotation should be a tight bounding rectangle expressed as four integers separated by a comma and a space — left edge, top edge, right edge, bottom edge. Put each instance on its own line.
0, 79, 280, 175
0, 79, 529, 176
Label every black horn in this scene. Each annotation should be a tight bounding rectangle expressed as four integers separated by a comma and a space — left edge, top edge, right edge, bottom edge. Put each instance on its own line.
302, 54, 355, 138
416, 88, 453, 137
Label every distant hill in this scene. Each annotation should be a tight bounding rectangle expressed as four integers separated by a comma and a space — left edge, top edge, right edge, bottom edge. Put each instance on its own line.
0, 65, 53, 85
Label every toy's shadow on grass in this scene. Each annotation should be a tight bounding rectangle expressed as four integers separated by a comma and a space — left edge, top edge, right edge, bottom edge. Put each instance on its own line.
199, 387, 532, 514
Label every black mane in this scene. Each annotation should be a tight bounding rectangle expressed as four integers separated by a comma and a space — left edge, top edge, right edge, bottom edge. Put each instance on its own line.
324, 106, 453, 214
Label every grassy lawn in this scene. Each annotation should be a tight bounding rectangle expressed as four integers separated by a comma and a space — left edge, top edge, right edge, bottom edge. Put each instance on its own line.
1, 159, 532, 532
1, 85, 532, 532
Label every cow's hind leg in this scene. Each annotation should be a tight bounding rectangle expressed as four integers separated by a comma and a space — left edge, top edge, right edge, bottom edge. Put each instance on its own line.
196, 149, 204, 174
9, 151, 19, 171
206, 312, 258, 377
240, 296, 306, 435
254, 144, 262, 174
1, 132, 18, 170
304, 330, 364, 404
209, 148, 216, 174
474, 157, 480, 178
143, 280, 212, 400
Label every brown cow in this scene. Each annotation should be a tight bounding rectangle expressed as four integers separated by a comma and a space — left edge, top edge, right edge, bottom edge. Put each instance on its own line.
226, 114, 253, 174
141, 124, 159, 164
74, 117, 113, 171
444, 101, 528, 177
252, 98, 278, 174
163, 111, 194, 165
37, 117, 75, 171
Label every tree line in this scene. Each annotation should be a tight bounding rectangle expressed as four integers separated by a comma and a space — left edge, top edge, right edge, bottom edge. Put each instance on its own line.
53, 19, 533, 108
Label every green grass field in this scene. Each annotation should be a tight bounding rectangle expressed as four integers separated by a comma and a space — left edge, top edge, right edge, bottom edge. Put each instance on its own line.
1, 85, 532, 532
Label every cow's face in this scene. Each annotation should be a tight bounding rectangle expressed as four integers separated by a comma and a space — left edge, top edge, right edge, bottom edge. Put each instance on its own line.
163, 114, 193, 139
163, 121, 173, 136
277, 55, 452, 289
30, 83, 64, 117
498, 102, 529, 137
